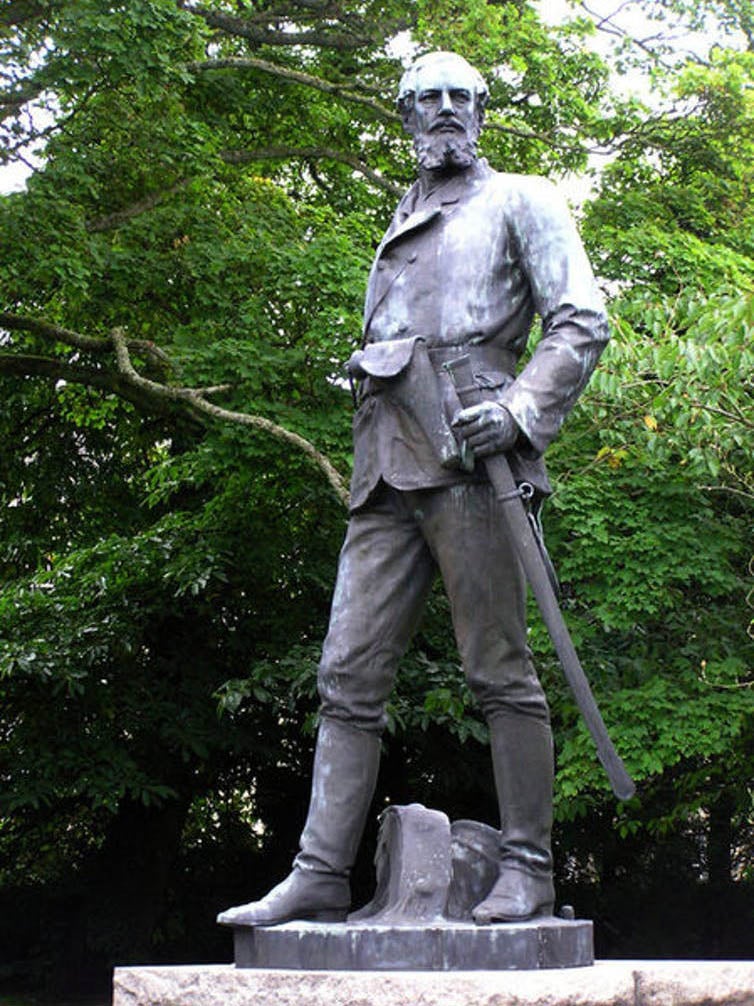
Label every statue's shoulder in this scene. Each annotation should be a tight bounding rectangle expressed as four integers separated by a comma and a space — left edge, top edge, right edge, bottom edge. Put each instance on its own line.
483, 167, 560, 205
481, 169, 573, 233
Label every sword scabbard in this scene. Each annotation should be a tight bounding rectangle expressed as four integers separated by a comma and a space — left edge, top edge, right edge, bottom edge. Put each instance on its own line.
444, 354, 635, 802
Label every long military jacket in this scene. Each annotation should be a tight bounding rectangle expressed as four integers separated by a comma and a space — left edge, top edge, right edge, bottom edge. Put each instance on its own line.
349, 158, 609, 512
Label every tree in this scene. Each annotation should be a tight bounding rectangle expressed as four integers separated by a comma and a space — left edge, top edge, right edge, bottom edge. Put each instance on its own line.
546, 20, 754, 953
0, 0, 752, 992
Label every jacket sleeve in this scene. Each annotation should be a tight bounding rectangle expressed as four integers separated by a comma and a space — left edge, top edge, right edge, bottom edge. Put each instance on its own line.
499, 177, 609, 457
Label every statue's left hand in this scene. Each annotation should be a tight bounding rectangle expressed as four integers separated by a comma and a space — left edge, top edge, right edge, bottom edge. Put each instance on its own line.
452, 401, 519, 458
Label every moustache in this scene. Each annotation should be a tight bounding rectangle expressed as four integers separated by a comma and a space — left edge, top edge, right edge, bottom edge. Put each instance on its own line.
429, 119, 465, 132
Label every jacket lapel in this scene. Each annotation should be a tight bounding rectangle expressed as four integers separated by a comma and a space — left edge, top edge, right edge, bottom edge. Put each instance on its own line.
380, 205, 442, 255
362, 168, 478, 340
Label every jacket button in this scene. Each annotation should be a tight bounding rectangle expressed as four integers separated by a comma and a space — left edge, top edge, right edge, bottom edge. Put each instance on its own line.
407, 252, 418, 263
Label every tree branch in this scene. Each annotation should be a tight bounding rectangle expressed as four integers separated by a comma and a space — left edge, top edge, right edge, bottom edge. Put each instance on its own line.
0, 78, 47, 124
109, 328, 349, 504
179, 1, 368, 50
188, 54, 581, 156
579, 0, 676, 69
1, 85, 95, 164
483, 113, 584, 153
221, 146, 402, 196
0, 327, 350, 505
85, 146, 400, 230
0, 313, 171, 372
697, 484, 754, 502
690, 399, 754, 430
86, 182, 188, 233
0, 353, 178, 415
0, 0, 56, 27
188, 56, 398, 125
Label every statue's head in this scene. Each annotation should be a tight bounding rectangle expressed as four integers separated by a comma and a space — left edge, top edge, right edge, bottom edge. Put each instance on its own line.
397, 51, 488, 173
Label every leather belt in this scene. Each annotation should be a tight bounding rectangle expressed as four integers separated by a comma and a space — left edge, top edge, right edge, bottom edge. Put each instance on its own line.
427, 342, 517, 377
355, 339, 517, 405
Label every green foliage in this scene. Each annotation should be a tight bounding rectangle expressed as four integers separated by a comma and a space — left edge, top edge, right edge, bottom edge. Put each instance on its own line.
413, 0, 611, 174
0, 0, 753, 986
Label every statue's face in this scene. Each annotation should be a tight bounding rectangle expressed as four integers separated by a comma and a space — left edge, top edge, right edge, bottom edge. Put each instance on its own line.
405, 56, 482, 172
413, 60, 478, 138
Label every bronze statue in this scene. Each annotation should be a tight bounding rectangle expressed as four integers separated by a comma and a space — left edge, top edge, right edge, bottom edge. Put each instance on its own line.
218, 50, 609, 929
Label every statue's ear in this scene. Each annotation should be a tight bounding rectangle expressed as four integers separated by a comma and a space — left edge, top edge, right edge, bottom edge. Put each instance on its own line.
397, 93, 417, 135
475, 93, 488, 131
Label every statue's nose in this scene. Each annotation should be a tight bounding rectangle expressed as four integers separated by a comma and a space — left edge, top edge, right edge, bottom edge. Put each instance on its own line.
439, 89, 454, 114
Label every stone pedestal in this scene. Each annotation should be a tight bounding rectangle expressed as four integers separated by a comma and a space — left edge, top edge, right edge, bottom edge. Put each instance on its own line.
112, 960, 754, 1006
232, 916, 592, 970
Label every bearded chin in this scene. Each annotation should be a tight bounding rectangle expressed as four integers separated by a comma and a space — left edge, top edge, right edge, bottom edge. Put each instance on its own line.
414, 129, 479, 172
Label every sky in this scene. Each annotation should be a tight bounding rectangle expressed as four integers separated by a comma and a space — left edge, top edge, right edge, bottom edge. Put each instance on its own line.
537, 0, 737, 70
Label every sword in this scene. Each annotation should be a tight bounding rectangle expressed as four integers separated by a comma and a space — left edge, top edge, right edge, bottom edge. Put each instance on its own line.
445, 355, 635, 801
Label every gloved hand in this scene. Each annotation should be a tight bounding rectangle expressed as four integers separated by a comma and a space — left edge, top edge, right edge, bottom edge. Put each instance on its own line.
452, 401, 519, 459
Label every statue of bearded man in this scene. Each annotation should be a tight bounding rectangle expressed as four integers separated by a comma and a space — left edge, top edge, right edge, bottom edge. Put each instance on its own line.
219, 50, 609, 928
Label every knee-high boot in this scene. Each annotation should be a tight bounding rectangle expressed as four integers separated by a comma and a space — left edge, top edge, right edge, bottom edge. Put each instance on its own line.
217, 717, 381, 927
473, 712, 555, 923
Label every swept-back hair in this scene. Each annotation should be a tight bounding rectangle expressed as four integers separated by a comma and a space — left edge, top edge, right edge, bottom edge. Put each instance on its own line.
396, 51, 489, 117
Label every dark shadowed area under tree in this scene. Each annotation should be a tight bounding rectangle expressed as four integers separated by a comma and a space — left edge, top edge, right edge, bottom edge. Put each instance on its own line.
0, 0, 752, 997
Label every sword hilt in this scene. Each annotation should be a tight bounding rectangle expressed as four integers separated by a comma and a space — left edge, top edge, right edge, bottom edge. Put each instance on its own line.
443, 355, 483, 410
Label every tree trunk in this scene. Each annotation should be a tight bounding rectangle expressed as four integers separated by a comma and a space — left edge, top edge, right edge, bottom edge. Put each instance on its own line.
708, 791, 734, 887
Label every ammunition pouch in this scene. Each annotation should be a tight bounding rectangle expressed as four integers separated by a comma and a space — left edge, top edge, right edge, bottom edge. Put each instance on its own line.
347, 337, 463, 469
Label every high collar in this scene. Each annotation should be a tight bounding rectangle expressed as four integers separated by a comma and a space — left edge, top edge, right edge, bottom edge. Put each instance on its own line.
399, 158, 490, 219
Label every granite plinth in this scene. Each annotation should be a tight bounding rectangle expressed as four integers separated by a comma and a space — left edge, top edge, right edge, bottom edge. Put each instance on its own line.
232, 916, 592, 970
112, 960, 754, 1006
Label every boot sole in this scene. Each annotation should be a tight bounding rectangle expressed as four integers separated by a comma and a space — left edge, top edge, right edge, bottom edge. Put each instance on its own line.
218, 906, 349, 927
473, 901, 554, 925
302, 907, 349, 923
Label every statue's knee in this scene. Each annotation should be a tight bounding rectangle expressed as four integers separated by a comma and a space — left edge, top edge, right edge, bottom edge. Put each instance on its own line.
465, 663, 549, 723
317, 670, 390, 733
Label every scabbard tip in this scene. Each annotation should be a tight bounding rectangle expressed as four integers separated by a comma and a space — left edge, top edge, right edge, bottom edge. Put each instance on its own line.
613, 779, 637, 801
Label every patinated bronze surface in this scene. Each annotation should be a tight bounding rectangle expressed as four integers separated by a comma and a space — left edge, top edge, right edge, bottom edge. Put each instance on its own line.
218, 50, 609, 934
233, 804, 595, 971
